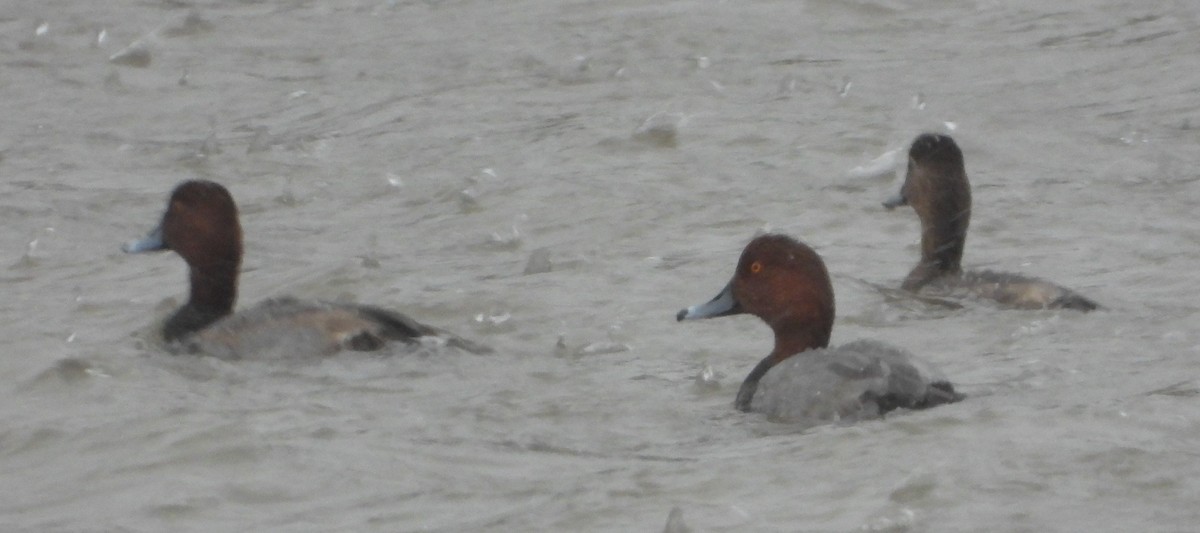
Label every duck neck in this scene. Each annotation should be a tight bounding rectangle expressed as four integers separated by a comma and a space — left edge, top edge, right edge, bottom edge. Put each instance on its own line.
734, 323, 831, 412
906, 203, 969, 290
770, 325, 830, 363
164, 262, 238, 342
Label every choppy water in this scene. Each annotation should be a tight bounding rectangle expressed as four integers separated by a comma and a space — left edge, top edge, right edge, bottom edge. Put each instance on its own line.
4, 1, 1200, 531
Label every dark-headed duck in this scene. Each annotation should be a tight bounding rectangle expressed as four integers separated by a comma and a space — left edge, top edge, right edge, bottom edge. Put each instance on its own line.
884, 133, 1098, 311
677, 234, 961, 422
123, 180, 490, 359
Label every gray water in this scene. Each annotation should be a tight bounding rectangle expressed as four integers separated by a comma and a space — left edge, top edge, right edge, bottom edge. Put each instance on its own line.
4, 1, 1200, 531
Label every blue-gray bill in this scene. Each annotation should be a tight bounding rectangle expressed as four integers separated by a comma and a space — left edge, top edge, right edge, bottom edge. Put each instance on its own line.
122, 224, 166, 254
676, 280, 742, 321
882, 191, 907, 209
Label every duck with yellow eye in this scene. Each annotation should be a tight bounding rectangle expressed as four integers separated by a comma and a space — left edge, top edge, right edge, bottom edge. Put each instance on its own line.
678, 234, 961, 424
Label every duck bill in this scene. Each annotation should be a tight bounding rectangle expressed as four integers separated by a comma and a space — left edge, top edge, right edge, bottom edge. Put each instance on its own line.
677, 280, 743, 321
122, 223, 167, 254
882, 190, 908, 209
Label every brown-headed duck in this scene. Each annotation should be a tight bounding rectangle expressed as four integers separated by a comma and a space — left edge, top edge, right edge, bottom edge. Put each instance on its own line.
677, 234, 961, 422
883, 133, 1098, 311
122, 180, 490, 359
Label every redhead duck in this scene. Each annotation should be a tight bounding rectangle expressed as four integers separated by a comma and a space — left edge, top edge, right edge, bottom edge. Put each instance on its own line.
123, 180, 490, 359
677, 234, 961, 422
884, 133, 1098, 311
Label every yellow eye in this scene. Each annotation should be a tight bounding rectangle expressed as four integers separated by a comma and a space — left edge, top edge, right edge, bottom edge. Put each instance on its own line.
750, 261, 762, 274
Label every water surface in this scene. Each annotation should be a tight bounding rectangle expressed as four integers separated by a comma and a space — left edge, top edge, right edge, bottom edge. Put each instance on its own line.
3, 0, 1200, 531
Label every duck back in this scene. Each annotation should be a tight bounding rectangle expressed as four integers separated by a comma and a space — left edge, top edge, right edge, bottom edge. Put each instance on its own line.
751, 340, 961, 424
175, 297, 492, 359
918, 270, 1099, 311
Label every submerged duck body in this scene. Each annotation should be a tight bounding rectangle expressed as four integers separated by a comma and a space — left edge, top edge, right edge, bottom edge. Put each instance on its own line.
123, 180, 489, 359
884, 133, 1098, 311
677, 234, 961, 423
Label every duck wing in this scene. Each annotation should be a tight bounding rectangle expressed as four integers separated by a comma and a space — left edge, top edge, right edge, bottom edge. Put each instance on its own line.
950, 270, 1099, 311
179, 298, 491, 359
352, 304, 493, 355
